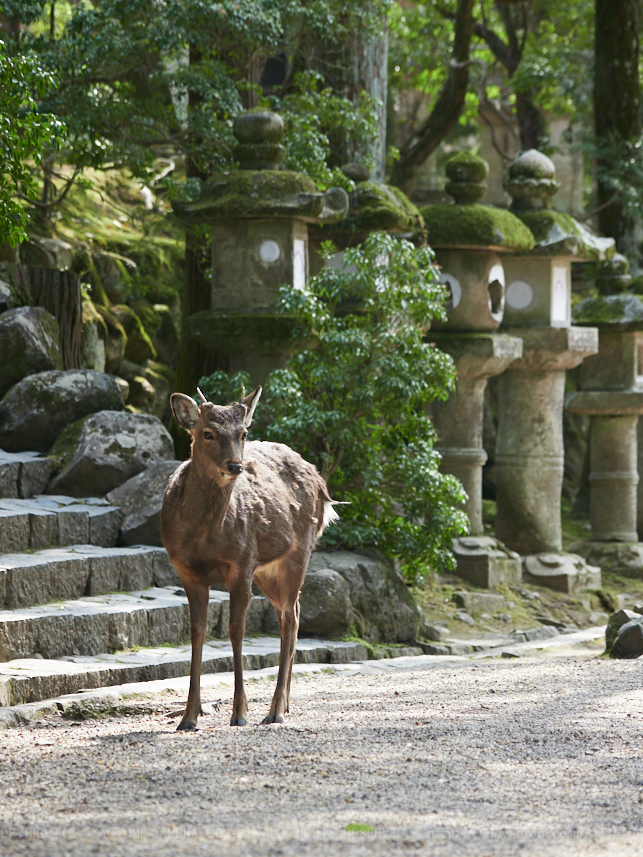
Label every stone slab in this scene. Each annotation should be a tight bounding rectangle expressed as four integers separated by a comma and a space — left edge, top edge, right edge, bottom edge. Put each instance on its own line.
0, 584, 274, 661
0, 450, 52, 499
0, 545, 174, 610
566, 389, 643, 416
0, 638, 370, 707
451, 536, 522, 589
0, 498, 122, 550
454, 591, 506, 614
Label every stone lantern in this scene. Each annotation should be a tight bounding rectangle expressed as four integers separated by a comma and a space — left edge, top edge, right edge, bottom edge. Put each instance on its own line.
419, 153, 533, 587
172, 110, 349, 386
567, 256, 643, 578
307, 162, 425, 275
494, 150, 602, 593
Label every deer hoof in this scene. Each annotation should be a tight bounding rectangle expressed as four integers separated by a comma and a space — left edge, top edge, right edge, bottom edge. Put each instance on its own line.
261, 713, 284, 725
177, 720, 198, 732
230, 716, 246, 727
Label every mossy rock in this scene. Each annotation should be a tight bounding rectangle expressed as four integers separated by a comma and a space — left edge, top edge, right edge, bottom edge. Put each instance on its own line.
0, 369, 123, 453
47, 410, 175, 496
110, 304, 157, 364
0, 306, 63, 398
420, 204, 534, 251
172, 170, 325, 221
96, 305, 127, 373
131, 301, 178, 366
517, 210, 615, 260
573, 293, 643, 329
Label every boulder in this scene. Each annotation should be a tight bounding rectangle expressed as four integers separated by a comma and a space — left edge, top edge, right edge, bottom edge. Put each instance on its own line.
606, 608, 640, 652
106, 459, 182, 545
0, 278, 16, 313
80, 299, 107, 372
308, 550, 420, 643
96, 306, 127, 374
0, 370, 123, 453
298, 568, 353, 638
48, 410, 175, 497
0, 307, 62, 397
611, 615, 643, 659
110, 304, 156, 364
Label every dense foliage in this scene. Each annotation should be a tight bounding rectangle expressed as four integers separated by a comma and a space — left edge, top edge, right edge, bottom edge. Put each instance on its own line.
0, 39, 63, 242
0, 0, 386, 214
200, 233, 469, 581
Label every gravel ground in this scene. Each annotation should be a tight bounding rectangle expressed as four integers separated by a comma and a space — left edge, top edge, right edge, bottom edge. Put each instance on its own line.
2, 644, 643, 857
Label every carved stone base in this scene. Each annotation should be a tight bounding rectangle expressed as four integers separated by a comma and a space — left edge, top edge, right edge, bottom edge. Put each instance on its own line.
522, 553, 602, 594
452, 536, 522, 589
569, 541, 643, 580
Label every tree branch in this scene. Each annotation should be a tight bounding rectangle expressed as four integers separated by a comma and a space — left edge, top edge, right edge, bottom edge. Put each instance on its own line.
390, 0, 476, 193
19, 168, 80, 210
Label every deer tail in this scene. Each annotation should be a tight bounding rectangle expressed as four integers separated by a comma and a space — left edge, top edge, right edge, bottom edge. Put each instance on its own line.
317, 481, 349, 534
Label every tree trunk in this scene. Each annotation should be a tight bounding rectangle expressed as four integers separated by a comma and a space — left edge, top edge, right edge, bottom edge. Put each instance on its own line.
390, 0, 475, 193
312, 11, 388, 181
17, 265, 82, 369
594, 0, 641, 251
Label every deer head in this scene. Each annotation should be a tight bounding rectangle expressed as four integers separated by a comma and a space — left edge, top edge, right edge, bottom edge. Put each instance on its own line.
171, 386, 262, 485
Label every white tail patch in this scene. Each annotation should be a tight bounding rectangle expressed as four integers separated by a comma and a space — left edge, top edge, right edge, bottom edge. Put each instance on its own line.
322, 502, 341, 530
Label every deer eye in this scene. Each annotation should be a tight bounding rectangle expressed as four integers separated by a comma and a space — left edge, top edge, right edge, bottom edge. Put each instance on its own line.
203, 431, 215, 441
242, 431, 248, 441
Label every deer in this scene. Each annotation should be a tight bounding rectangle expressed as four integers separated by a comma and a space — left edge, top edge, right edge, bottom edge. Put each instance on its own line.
161, 385, 339, 730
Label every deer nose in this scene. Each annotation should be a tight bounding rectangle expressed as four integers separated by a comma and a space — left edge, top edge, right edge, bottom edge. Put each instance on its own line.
227, 462, 243, 475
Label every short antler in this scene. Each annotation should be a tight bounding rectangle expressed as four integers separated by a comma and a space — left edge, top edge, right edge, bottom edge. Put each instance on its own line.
196, 387, 208, 405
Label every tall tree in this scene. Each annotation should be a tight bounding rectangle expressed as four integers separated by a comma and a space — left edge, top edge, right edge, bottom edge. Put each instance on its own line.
594, 0, 641, 252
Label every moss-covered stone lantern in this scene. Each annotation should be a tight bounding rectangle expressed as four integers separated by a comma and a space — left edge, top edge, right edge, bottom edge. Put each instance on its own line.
172, 110, 349, 386
307, 163, 425, 278
421, 152, 530, 588
492, 150, 603, 592
567, 255, 643, 577
420, 152, 534, 332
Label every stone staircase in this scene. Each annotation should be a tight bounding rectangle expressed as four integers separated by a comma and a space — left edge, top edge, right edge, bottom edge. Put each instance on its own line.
0, 449, 369, 708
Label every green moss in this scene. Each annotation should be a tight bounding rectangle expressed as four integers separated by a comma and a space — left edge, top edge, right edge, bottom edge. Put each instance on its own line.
343, 182, 424, 234
518, 210, 615, 261
446, 151, 489, 182
573, 293, 643, 328
111, 303, 157, 363
48, 413, 92, 477
420, 204, 534, 250
186, 311, 316, 353
172, 169, 323, 221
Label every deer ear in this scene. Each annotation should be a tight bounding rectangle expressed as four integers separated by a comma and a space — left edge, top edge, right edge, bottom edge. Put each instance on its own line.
242, 386, 262, 427
171, 393, 200, 431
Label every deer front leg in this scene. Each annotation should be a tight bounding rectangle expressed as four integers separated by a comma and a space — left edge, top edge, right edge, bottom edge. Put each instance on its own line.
263, 593, 300, 724
178, 580, 210, 732
228, 580, 252, 726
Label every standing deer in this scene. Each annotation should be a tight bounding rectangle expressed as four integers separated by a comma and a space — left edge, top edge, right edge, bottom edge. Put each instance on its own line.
161, 386, 339, 729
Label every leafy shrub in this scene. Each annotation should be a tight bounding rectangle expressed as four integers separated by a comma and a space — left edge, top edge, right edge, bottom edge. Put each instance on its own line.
200, 232, 468, 582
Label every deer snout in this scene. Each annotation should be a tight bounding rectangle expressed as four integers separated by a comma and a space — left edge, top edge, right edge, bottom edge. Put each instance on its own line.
227, 462, 243, 475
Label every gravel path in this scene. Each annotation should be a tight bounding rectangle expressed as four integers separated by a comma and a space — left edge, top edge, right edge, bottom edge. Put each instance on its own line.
2, 644, 643, 857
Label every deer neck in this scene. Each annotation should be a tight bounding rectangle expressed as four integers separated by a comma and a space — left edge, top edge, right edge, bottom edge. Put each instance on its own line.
186, 462, 236, 534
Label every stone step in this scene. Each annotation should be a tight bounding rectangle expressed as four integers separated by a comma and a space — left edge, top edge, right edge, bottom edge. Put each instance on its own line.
0, 545, 178, 610
0, 585, 279, 662
0, 637, 369, 707
0, 496, 122, 553
0, 449, 52, 499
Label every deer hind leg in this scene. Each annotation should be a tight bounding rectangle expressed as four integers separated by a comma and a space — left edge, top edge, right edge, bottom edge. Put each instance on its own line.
228, 575, 253, 726
178, 580, 210, 732
254, 554, 306, 724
